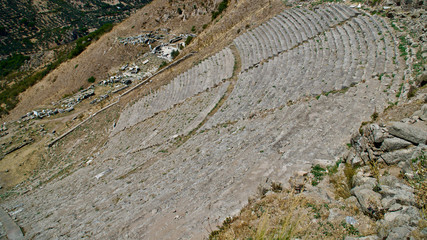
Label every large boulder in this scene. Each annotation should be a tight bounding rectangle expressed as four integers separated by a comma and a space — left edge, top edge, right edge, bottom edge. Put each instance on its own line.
351, 187, 383, 218
388, 122, 427, 145
380, 147, 416, 165
386, 226, 412, 240
380, 137, 412, 152
421, 104, 427, 121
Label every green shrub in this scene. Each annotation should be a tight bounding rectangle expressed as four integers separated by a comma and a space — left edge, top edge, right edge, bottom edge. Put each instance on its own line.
171, 49, 179, 59
212, 0, 228, 20
327, 159, 342, 176
191, 26, 196, 33
185, 36, 193, 46
396, 83, 404, 98
311, 164, 326, 186
0, 26, 7, 36
371, 111, 378, 121
407, 85, 417, 98
0, 54, 30, 77
159, 61, 167, 69
87, 76, 96, 83
68, 23, 114, 59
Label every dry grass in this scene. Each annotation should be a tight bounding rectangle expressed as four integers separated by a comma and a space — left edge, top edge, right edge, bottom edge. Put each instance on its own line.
209, 188, 376, 239
209, 191, 311, 240
406, 151, 426, 218
329, 163, 356, 200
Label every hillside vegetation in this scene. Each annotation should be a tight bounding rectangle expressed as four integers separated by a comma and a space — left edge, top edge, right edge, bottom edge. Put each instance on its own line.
0, 0, 151, 57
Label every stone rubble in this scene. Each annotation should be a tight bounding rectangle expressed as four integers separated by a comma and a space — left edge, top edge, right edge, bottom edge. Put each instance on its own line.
119, 31, 164, 46
341, 103, 427, 239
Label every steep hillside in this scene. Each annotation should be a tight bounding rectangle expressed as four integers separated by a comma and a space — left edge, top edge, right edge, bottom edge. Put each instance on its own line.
0, 0, 151, 57
4, 0, 258, 121
0, 0, 425, 239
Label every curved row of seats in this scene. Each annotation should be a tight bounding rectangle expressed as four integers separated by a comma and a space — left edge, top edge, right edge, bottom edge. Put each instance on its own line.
100, 83, 229, 159
234, 4, 358, 71
114, 47, 235, 133
205, 9, 399, 128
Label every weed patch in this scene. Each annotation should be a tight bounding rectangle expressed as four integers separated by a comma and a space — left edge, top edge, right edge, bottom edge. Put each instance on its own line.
311, 164, 326, 186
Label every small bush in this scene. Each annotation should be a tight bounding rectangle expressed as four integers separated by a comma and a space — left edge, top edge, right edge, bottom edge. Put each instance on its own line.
371, 111, 378, 121
271, 182, 282, 192
0, 54, 30, 77
185, 36, 193, 46
171, 49, 179, 59
327, 159, 342, 176
396, 83, 404, 98
87, 76, 96, 83
159, 61, 167, 69
344, 163, 356, 189
68, 23, 113, 59
311, 164, 326, 186
191, 26, 196, 33
407, 85, 417, 98
177, 8, 182, 14
211, 0, 228, 20
373, 185, 382, 193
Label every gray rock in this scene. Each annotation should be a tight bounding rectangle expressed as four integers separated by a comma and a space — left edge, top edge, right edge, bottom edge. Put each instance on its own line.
379, 175, 400, 187
345, 196, 361, 209
383, 211, 411, 228
383, 206, 420, 230
388, 122, 427, 145
386, 226, 412, 240
328, 208, 345, 221
421, 104, 427, 121
345, 216, 357, 225
378, 176, 413, 192
351, 155, 363, 167
410, 144, 427, 161
369, 124, 385, 143
351, 187, 383, 218
381, 147, 416, 165
381, 137, 412, 152
413, 110, 422, 117
360, 152, 370, 163
345, 235, 378, 240
65, 106, 74, 112
379, 185, 416, 206
352, 173, 377, 189
401, 206, 421, 226
344, 149, 356, 162
374, 130, 386, 143
384, 0, 395, 6
388, 203, 403, 212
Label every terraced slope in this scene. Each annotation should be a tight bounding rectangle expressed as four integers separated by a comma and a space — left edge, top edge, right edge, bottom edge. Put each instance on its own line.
2, 4, 406, 239
206, 5, 401, 127
113, 47, 235, 133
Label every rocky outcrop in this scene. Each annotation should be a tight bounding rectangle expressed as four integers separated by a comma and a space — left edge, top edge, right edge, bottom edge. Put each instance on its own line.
341, 103, 427, 239
388, 121, 427, 145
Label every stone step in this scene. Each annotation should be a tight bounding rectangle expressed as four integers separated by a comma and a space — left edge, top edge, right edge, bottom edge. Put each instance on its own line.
289, 9, 312, 39
280, 12, 304, 43
265, 20, 286, 52
253, 26, 269, 59
261, 23, 278, 56
271, 16, 292, 51
114, 48, 235, 132
295, 8, 320, 36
